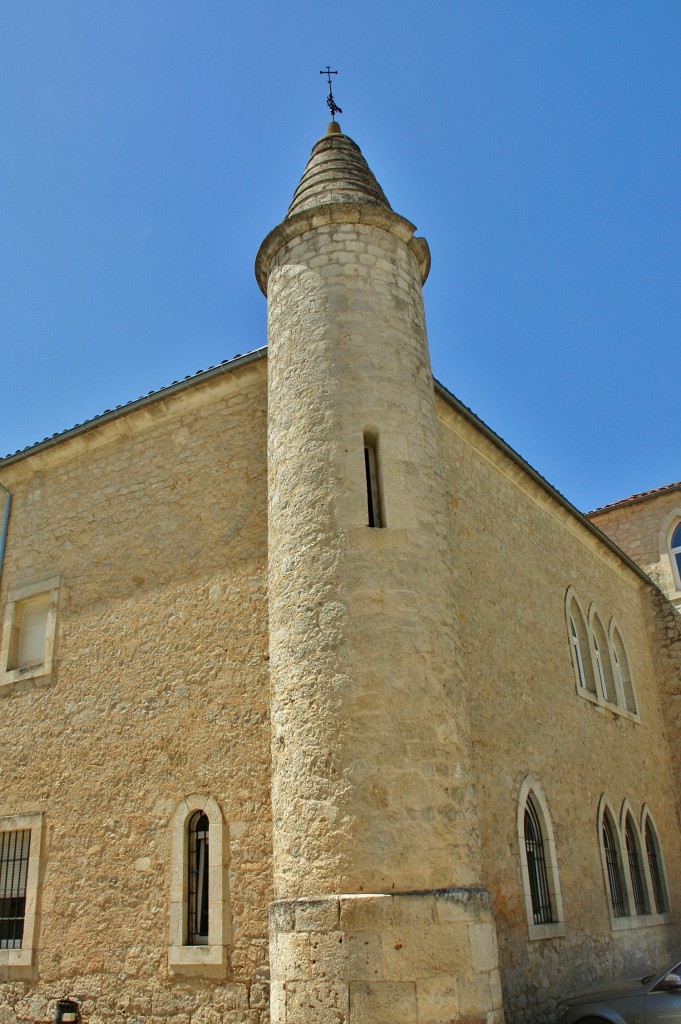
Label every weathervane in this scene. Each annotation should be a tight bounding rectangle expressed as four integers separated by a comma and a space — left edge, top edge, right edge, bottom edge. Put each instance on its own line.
320, 66, 342, 120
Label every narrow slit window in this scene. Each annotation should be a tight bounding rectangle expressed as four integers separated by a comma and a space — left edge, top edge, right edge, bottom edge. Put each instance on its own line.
188, 811, 209, 945
363, 436, 382, 528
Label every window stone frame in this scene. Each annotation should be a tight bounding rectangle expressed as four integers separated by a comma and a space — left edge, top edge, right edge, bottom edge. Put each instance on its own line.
0, 576, 61, 695
517, 775, 565, 940
0, 811, 44, 975
168, 794, 231, 977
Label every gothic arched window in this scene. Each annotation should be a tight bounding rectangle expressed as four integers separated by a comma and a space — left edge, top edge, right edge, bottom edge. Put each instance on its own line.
644, 816, 669, 915
567, 596, 596, 694
591, 613, 617, 704
517, 778, 564, 938
524, 797, 553, 925
624, 814, 649, 915
602, 810, 627, 918
611, 627, 637, 714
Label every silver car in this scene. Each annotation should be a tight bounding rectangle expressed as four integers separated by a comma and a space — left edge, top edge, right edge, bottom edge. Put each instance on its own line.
556, 960, 681, 1023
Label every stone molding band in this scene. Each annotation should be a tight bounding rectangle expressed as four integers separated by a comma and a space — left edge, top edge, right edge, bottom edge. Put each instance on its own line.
255, 202, 431, 294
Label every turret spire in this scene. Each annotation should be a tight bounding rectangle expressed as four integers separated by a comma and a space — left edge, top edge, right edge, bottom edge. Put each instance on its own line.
319, 65, 342, 120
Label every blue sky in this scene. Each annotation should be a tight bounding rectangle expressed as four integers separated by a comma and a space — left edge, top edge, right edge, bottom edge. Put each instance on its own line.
1, 2, 679, 512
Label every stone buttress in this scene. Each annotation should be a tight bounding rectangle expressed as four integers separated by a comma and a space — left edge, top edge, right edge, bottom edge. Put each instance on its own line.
256, 123, 503, 1024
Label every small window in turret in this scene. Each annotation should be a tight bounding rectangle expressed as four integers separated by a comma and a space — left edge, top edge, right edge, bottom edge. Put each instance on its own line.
363, 433, 383, 528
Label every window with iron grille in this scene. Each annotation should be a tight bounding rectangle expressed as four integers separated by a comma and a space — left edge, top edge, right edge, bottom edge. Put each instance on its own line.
644, 818, 668, 914
0, 830, 30, 950
188, 812, 209, 945
602, 815, 626, 918
625, 816, 649, 915
524, 797, 554, 925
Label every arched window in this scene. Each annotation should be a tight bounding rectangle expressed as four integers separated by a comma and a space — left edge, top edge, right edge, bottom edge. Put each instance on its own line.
644, 815, 669, 914
591, 613, 617, 704
517, 777, 564, 938
611, 627, 637, 714
601, 809, 627, 918
566, 593, 596, 695
624, 814, 649, 915
524, 797, 553, 925
670, 522, 681, 589
168, 795, 230, 976
188, 811, 209, 945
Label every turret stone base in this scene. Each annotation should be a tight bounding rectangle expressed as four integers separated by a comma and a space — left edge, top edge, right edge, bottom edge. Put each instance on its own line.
269, 889, 504, 1024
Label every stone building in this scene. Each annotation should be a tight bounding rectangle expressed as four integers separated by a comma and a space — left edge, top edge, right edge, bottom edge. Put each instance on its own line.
588, 482, 681, 613
1, 120, 680, 1024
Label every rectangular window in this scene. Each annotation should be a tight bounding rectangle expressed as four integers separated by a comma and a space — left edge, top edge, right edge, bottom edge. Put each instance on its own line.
363, 435, 383, 528
0, 576, 60, 693
12, 595, 50, 670
0, 830, 31, 949
0, 813, 43, 971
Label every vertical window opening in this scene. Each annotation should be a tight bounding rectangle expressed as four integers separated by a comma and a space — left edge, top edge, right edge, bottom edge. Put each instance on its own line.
645, 819, 668, 914
592, 615, 617, 704
188, 811, 209, 945
568, 599, 596, 694
524, 797, 554, 925
671, 522, 681, 588
0, 830, 31, 949
603, 815, 626, 918
625, 816, 649, 915
363, 434, 383, 528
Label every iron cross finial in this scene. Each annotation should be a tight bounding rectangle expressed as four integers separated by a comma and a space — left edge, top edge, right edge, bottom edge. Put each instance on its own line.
320, 66, 342, 120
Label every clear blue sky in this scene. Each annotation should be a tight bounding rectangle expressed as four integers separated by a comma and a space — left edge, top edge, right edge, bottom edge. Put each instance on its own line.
1, 2, 679, 513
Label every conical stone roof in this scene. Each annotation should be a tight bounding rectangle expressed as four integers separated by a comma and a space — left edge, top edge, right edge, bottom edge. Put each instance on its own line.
255, 121, 431, 293
286, 121, 391, 217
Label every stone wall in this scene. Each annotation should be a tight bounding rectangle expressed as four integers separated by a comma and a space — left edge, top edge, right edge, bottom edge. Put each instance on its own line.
436, 396, 681, 1023
589, 490, 681, 608
0, 359, 272, 1024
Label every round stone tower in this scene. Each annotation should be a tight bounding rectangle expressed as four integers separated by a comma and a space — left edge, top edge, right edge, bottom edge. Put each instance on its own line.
257, 123, 503, 1024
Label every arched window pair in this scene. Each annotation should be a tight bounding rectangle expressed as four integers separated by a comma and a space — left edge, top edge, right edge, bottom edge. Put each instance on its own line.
566, 591, 637, 715
168, 795, 231, 976
518, 777, 564, 939
598, 799, 669, 923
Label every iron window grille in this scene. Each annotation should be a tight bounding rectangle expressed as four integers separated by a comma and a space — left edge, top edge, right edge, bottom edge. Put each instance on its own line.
602, 816, 626, 917
0, 830, 31, 949
625, 817, 649, 915
645, 819, 667, 914
524, 798, 554, 925
188, 811, 209, 945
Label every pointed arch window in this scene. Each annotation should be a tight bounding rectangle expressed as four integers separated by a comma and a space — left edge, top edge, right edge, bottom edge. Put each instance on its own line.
567, 597, 596, 695
624, 815, 649, 915
602, 812, 627, 918
517, 778, 564, 939
591, 614, 617, 704
670, 522, 681, 589
611, 628, 637, 714
644, 817, 669, 914
524, 798, 553, 925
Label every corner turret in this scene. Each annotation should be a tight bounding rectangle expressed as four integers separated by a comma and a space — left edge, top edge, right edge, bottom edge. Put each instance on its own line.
260, 123, 503, 1024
